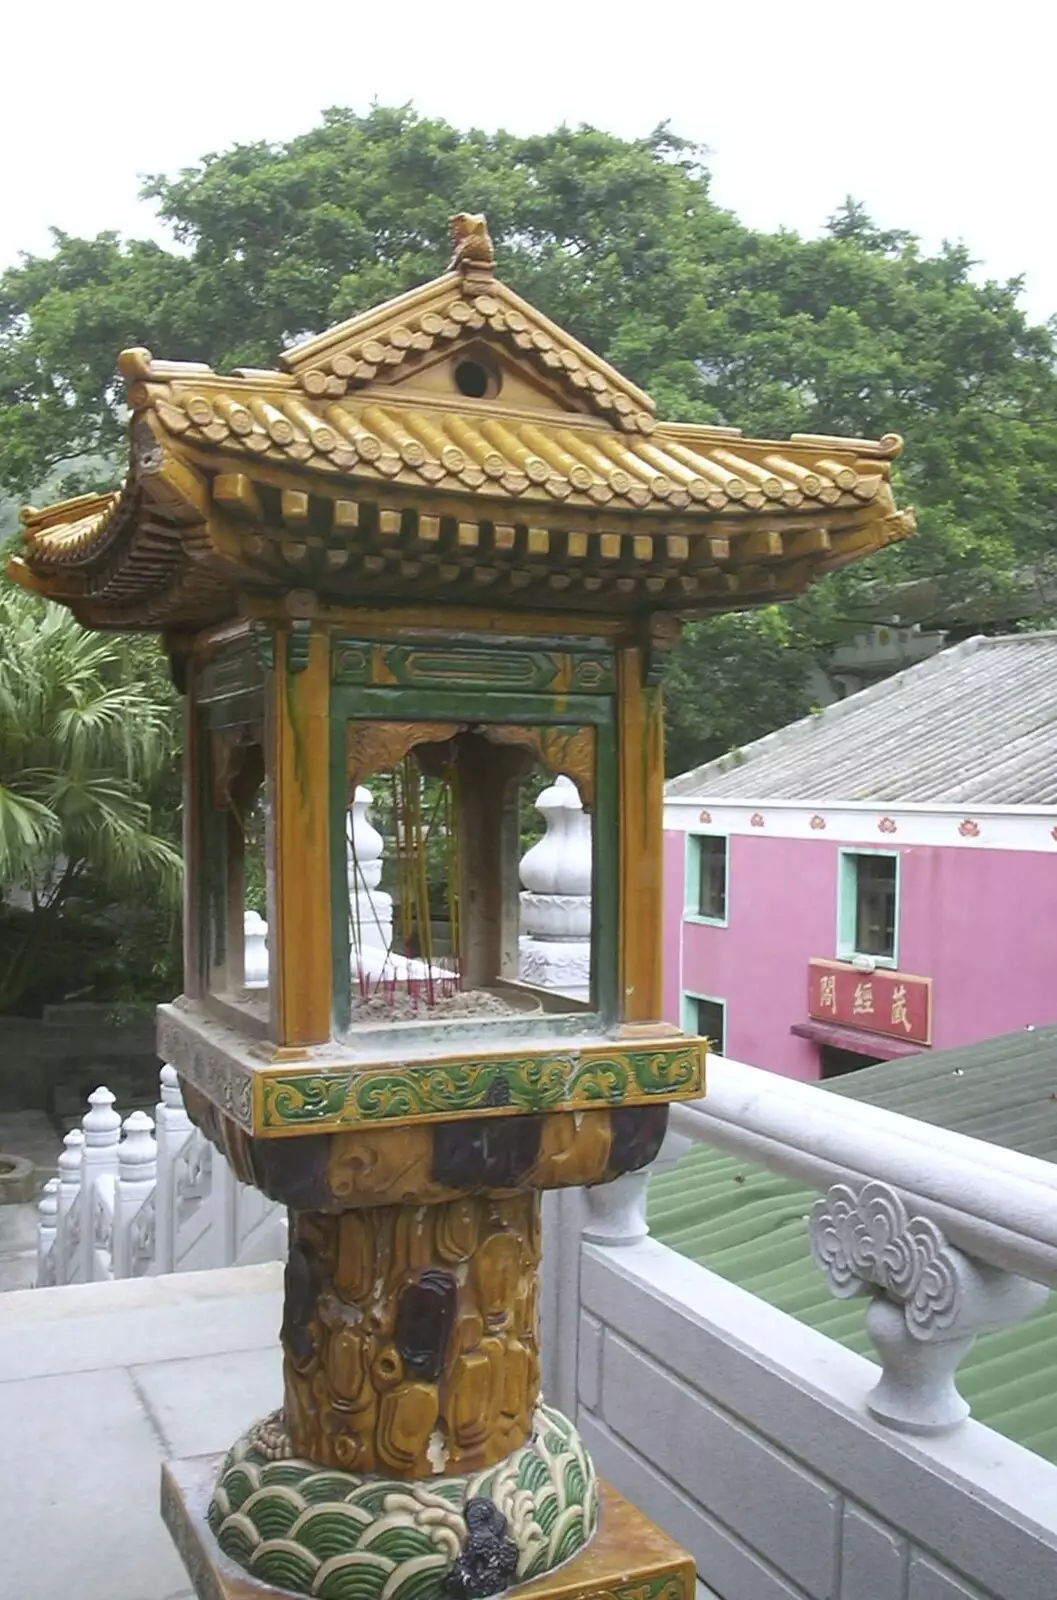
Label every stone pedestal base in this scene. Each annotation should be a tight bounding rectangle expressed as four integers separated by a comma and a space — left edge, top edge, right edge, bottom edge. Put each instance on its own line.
205, 1402, 595, 1595
163, 1457, 694, 1600
517, 937, 591, 1003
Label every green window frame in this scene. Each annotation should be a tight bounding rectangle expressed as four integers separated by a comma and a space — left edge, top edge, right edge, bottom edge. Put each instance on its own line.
681, 990, 726, 1054
837, 848, 900, 967
684, 833, 729, 926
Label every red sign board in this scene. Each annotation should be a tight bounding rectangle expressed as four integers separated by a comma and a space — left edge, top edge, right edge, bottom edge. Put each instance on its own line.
808, 959, 932, 1046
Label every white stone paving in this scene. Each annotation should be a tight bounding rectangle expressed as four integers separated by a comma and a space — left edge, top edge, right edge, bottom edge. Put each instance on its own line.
0, 1263, 283, 1600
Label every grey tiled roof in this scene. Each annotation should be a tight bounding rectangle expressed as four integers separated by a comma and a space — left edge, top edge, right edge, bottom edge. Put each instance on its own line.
666, 633, 1057, 805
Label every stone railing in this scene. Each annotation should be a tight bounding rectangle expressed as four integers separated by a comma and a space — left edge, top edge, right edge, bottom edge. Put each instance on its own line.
667, 1057, 1056, 1433
36, 1066, 286, 1287
542, 1054, 1057, 1600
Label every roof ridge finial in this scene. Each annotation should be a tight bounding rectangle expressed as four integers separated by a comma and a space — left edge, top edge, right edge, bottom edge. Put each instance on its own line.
448, 212, 496, 278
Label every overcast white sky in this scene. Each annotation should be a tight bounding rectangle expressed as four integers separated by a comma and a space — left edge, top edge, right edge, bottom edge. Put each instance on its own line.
5, 1, 1056, 323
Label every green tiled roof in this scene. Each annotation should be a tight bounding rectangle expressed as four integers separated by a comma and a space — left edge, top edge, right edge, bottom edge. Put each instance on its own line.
648, 1028, 1057, 1463
821, 1025, 1057, 1160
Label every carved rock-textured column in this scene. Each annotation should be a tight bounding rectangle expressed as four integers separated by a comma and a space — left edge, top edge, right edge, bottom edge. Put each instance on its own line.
281, 1192, 541, 1476
200, 1102, 671, 1600
208, 1185, 593, 1600
518, 776, 592, 1000
810, 1180, 1049, 1434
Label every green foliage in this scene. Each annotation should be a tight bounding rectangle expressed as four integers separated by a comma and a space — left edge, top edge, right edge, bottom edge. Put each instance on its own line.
2, 105, 1056, 788
664, 609, 820, 777
0, 585, 182, 1011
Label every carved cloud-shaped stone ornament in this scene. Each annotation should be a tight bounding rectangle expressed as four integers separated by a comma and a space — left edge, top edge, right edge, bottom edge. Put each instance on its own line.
809, 1180, 961, 1339
809, 1178, 1049, 1435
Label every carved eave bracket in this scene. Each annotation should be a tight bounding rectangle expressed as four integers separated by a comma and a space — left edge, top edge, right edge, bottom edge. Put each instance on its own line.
346, 720, 467, 797
482, 725, 597, 812
343, 720, 596, 812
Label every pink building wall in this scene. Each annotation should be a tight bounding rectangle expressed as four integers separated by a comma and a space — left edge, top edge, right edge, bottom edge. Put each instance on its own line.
663, 830, 1057, 1079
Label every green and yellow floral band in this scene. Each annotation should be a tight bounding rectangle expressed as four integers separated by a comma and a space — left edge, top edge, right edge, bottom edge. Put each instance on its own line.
257, 1042, 705, 1133
157, 1004, 706, 1137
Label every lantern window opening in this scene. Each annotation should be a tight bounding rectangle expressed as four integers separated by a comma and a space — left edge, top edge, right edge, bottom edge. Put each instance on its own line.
199, 718, 272, 1030
453, 355, 498, 400
335, 723, 598, 1044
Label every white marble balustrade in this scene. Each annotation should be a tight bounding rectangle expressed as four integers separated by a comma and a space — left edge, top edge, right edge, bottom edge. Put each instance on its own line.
541, 1053, 1057, 1600
36, 1066, 286, 1287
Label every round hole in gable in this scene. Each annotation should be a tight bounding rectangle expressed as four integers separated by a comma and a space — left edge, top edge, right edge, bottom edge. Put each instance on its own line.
454, 358, 494, 399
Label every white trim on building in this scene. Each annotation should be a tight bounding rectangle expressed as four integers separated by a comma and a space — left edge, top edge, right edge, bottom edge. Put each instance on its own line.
664, 796, 1057, 853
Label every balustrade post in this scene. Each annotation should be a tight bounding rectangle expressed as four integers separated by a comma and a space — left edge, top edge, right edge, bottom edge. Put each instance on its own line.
113, 1111, 158, 1278
80, 1086, 121, 1282
518, 775, 593, 1000
154, 1064, 192, 1275
212, 1145, 237, 1267
55, 1127, 85, 1285
582, 1171, 651, 1247
581, 1117, 692, 1251
348, 785, 393, 961
244, 910, 270, 988
36, 1177, 59, 1287
810, 1180, 1050, 1434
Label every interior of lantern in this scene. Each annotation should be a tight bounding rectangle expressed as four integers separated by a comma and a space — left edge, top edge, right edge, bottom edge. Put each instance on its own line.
193, 708, 612, 1044
333, 725, 606, 1041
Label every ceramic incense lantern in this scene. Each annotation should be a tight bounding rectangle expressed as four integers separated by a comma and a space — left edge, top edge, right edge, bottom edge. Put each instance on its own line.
10, 212, 912, 1600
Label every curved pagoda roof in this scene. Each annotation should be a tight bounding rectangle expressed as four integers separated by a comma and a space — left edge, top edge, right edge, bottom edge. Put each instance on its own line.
8, 214, 914, 633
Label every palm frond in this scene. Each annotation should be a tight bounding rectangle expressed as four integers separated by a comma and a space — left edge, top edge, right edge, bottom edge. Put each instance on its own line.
52, 684, 170, 778
45, 773, 182, 901
0, 785, 60, 886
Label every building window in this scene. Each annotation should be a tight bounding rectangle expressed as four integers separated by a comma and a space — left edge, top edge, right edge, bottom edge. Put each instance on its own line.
820, 1044, 885, 1080
683, 993, 726, 1054
686, 835, 728, 923
838, 851, 898, 964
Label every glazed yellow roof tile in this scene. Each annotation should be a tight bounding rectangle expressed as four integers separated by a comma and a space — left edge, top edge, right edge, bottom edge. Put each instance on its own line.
9, 213, 915, 630
274, 264, 657, 434
107, 368, 902, 517
19, 492, 118, 563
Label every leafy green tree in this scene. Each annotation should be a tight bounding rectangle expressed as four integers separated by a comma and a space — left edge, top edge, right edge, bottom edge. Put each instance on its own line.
2, 106, 1055, 775
0, 585, 182, 1011
663, 609, 821, 778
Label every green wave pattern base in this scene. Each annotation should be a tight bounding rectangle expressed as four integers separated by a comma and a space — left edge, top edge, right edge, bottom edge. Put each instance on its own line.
208, 1403, 598, 1600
